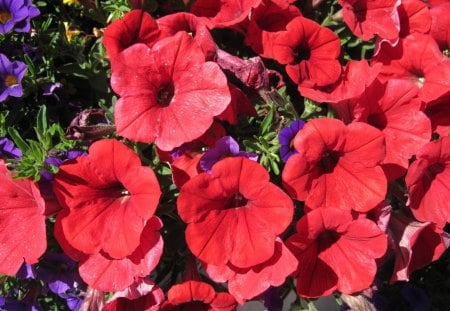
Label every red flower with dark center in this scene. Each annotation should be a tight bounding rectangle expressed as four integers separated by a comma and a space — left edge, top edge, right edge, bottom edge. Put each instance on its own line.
244, 0, 301, 59
160, 281, 237, 311
190, 0, 262, 29
338, 0, 401, 42
372, 33, 450, 104
53, 139, 161, 259
0, 160, 46, 275
405, 136, 450, 228
336, 79, 432, 180
204, 239, 298, 304
177, 157, 294, 268
157, 12, 217, 60
388, 212, 450, 283
111, 32, 231, 151
273, 16, 341, 87
102, 10, 160, 61
286, 208, 388, 298
282, 118, 387, 212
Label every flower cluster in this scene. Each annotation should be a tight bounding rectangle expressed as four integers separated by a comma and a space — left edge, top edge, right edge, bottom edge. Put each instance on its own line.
0, 0, 449, 310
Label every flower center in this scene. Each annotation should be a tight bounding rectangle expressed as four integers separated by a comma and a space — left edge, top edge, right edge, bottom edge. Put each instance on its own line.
227, 192, 248, 208
319, 150, 339, 173
294, 46, 311, 63
0, 10, 12, 24
367, 113, 387, 130
317, 230, 339, 251
4, 74, 17, 87
157, 82, 175, 106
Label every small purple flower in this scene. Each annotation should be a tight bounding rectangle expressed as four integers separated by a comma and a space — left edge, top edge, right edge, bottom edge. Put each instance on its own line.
0, 0, 40, 33
0, 136, 22, 159
263, 287, 283, 311
0, 53, 27, 102
36, 252, 81, 296
42, 82, 62, 100
59, 293, 83, 311
16, 262, 36, 280
199, 136, 258, 173
400, 283, 430, 311
278, 120, 305, 163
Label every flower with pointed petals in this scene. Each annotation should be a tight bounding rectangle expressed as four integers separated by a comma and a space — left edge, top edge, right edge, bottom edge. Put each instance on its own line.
0, 160, 46, 276
405, 136, 450, 228
0, 53, 27, 102
286, 208, 388, 298
160, 281, 237, 311
111, 32, 231, 151
278, 120, 305, 163
282, 118, 387, 212
53, 139, 161, 259
178, 157, 294, 268
0, 0, 40, 33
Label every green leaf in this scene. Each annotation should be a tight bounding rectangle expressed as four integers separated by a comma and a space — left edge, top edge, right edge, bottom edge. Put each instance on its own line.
260, 105, 274, 135
7, 128, 29, 152
36, 105, 48, 135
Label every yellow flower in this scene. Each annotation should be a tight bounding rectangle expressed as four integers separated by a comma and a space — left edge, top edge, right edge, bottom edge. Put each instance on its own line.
63, 0, 80, 6
64, 22, 81, 43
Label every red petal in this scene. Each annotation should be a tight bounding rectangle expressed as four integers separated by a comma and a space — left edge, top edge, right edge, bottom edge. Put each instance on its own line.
0, 161, 46, 275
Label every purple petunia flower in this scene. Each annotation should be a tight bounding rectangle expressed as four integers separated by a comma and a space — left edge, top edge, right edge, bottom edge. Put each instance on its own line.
278, 119, 305, 163
199, 136, 258, 173
0, 0, 40, 33
0, 136, 22, 159
16, 262, 36, 280
0, 53, 27, 102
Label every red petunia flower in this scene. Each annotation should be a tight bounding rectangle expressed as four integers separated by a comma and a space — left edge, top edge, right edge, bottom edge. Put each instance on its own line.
111, 32, 231, 151
53, 139, 161, 259
338, 0, 401, 42
428, 0, 450, 50
298, 59, 382, 104
160, 281, 237, 311
157, 12, 217, 60
0, 160, 46, 275
425, 91, 450, 137
336, 79, 432, 180
372, 33, 450, 104
282, 118, 387, 212
405, 136, 450, 228
397, 0, 431, 37
177, 157, 294, 268
190, 0, 261, 29
286, 208, 388, 298
244, 0, 301, 59
388, 212, 450, 283
55, 212, 164, 291
103, 278, 165, 311
204, 239, 298, 304
272, 16, 341, 87
102, 10, 160, 61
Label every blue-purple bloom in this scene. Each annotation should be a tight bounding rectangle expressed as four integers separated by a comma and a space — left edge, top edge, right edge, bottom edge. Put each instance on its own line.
16, 262, 36, 280
0, 136, 22, 159
199, 136, 258, 172
0, 0, 40, 33
278, 119, 305, 162
0, 53, 27, 102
